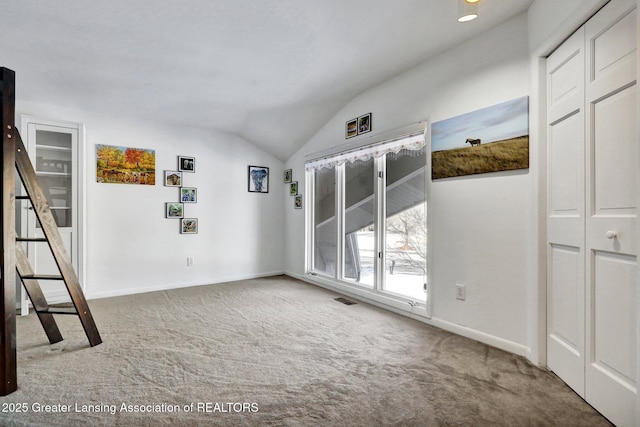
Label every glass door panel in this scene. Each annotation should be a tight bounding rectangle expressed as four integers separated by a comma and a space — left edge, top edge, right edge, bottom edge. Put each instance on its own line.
35, 130, 72, 228
23, 120, 80, 304
384, 147, 427, 301
343, 159, 375, 287
313, 166, 337, 276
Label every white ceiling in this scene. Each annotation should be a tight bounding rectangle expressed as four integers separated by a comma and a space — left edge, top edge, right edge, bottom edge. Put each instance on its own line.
2, 0, 533, 160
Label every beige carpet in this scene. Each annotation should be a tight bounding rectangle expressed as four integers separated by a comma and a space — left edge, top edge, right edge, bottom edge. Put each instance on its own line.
0, 276, 610, 426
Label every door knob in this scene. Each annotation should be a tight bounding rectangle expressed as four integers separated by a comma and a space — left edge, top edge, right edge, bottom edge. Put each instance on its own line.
606, 230, 618, 239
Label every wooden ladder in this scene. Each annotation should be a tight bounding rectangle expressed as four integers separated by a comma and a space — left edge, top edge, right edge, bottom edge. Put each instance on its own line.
15, 132, 102, 348
1, 67, 101, 396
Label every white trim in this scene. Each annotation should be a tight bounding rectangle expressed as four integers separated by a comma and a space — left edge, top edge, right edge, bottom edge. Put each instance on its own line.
423, 126, 433, 318
19, 115, 86, 307
85, 270, 285, 300
428, 317, 531, 359
336, 164, 345, 280
292, 271, 429, 318
375, 156, 385, 294
288, 271, 529, 358
636, 2, 640, 422
78, 123, 87, 291
305, 171, 315, 274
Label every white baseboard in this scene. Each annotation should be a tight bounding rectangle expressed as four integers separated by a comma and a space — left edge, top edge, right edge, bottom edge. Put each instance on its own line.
85, 270, 285, 301
286, 270, 531, 360
427, 318, 530, 359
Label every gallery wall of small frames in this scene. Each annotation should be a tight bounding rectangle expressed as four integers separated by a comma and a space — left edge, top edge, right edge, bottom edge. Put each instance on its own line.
285, 169, 302, 209
165, 155, 198, 234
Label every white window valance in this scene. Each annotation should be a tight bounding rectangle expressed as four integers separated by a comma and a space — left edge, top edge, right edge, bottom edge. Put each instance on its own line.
305, 133, 426, 172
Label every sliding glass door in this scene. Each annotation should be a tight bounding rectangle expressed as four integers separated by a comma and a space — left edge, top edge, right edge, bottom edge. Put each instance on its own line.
312, 166, 337, 276
307, 132, 428, 311
383, 147, 427, 301
343, 158, 375, 287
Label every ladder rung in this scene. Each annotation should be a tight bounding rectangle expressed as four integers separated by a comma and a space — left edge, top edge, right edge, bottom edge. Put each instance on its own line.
16, 237, 48, 242
36, 307, 78, 315
16, 195, 30, 200
20, 274, 63, 280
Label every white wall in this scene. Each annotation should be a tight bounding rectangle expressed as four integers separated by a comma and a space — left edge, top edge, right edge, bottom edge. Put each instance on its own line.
285, 14, 532, 356
528, 0, 607, 52
17, 101, 285, 300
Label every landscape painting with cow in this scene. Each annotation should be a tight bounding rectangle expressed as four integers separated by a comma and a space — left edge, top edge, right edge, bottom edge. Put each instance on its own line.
431, 96, 529, 180
96, 144, 156, 185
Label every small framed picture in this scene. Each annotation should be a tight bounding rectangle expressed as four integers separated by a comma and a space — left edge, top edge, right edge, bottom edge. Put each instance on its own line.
166, 202, 184, 218
346, 118, 357, 139
290, 181, 298, 196
181, 218, 198, 234
248, 165, 269, 193
284, 169, 292, 183
178, 156, 195, 172
164, 171, 182, 187
358, 113, 372, 135
180, 187, 197, 203
294, 194, 303, 209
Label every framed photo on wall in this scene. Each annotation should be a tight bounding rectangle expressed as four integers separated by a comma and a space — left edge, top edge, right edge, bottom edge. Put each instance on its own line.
358, 113, 372, 135
166, 202, 184, 218
346, 118, 357, 138
178, 156, 195, 172
248, 165, 269, 193
181, 218, 198, 234
284, 169, 292, 183
290, 181, 298, 196
164, 171, 182, 187
294, 194, 303, 209
180, 187, 197, 203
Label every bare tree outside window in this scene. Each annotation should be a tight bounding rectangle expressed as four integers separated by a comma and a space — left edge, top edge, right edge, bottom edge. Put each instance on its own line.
386, 204, 427, 276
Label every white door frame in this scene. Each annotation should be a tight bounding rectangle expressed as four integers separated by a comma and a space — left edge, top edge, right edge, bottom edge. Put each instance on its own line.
19, 115, 86, 311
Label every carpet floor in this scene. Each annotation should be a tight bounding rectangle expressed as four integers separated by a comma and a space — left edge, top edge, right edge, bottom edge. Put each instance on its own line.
0, 276, 611, 426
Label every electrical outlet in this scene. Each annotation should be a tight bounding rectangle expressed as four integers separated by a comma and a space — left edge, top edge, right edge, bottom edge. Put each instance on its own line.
456, 284, 466, 301
187, 257, 194, 267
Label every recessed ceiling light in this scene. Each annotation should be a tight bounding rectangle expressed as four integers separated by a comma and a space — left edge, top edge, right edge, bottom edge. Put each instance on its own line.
458, 0, 478, 22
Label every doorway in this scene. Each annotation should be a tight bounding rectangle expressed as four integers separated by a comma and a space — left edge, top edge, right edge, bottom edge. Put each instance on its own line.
19, 117, 83, 306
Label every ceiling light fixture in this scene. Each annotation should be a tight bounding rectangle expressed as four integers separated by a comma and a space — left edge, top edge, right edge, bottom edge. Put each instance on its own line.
457, 0, 479, 22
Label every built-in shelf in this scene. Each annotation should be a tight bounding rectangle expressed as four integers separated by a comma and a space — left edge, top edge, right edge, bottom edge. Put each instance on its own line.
36, 144, 72, 152
36, 171, 71, 177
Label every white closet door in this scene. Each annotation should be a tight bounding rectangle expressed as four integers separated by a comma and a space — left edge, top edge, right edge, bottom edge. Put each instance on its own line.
546, 27, 586, 397
584, 2, 637, 426
547, 1, 637, 426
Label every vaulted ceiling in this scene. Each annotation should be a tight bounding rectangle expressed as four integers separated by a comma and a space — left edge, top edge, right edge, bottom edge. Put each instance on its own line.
2, 0, 533, 160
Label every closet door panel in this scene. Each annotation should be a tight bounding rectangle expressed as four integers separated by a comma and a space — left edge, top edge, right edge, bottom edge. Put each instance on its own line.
584, 2, 637, 426
546, 28, 586, 397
